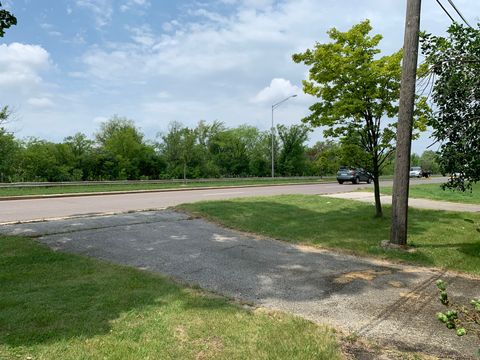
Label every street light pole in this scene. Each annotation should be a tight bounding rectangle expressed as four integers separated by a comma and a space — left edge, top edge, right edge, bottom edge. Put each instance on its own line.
271, 94, 297, 178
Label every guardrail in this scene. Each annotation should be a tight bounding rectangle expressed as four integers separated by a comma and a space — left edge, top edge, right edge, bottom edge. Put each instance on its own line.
0, 176, 336, 188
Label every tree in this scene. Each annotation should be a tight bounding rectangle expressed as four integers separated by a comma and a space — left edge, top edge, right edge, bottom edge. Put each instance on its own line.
306, 141, 341, 176
276, 124, 310, 176
63, 133, 94, 180
209, 128, 250, 176
159, 122, 199, 180
0, 0, 18, 179
293, 20, 429, 217
0, 1, 16, 37
419, 150, 440, 174
17, 139, 77, 181
420, 24, 480, 191
96, 116, 147, 179
0, 107, 20, 182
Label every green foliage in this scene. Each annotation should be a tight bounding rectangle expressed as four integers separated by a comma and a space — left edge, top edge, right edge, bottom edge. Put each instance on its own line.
96, 116, 149, 179
0, 107, 20, 182
16, 139, 76, 181
277, 124, 310, 176
0, 130, 18, 181
209, 127, 251, 176
434, 279, 480, 355
306, 141, 341, 176
0, 115, 372, 182
419, 150, 440, 174
420, 24, 480, 191
0, 1, 16, 37
293, 20, 430, 216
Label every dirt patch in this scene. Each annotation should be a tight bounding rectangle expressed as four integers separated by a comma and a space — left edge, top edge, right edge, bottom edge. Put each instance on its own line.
334, 270, 392, 284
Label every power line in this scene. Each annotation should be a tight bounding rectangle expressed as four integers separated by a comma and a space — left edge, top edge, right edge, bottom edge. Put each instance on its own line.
435, 0, 456, 23
447, 0, 472, 28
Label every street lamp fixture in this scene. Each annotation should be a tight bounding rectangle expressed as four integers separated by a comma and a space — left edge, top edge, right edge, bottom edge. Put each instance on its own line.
271, 94, 297, 178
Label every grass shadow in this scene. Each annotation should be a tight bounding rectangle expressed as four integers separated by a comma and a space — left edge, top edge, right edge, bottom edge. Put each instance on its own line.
0, 236, 231, 348
179, 195, 480, 274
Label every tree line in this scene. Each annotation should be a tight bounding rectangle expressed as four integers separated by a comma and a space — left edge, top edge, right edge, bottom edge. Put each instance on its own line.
0, 112, 439, 182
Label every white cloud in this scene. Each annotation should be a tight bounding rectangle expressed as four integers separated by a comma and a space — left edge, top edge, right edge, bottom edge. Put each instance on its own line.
75, 0, 113, 28
27, 97, 55, 108
0, 43, 50, 87
241, 0, 274, 10
252, 78, 300, 104
40, 23, 53, 30
120, 0, 150, 13
8, 0, 479, 155
126, 25, 155, 47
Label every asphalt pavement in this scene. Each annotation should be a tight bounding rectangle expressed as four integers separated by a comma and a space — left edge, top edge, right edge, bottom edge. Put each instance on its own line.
1, 210, 478, 359
0, 177, 446, 224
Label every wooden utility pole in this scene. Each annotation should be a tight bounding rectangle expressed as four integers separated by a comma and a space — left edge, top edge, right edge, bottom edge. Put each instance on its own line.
390, 0, 422, 245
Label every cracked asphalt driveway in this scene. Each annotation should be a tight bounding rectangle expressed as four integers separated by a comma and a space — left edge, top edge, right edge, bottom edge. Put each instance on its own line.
2, 210, 479, 359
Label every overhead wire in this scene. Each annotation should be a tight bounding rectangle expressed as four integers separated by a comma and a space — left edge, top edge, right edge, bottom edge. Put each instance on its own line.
435, 0, 456, 23
446, 0, 473, 28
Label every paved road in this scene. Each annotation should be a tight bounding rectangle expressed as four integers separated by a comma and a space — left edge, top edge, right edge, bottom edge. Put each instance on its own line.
0, 178, 446, 223
1, 210, 478, 359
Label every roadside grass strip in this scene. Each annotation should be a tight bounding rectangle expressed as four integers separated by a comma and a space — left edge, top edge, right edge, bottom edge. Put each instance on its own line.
0, 179, 329, 198
179, 195, 480, 275
368, 182, 480, 205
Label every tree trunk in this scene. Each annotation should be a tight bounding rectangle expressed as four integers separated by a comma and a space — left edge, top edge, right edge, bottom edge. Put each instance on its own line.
372, 156, 383, 217
183, 162, 187, 184
373, 175, 382, 218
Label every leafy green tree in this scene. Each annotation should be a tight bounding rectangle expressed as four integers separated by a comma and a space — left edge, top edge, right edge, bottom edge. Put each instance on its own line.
420, 24, 480, 190
337, 131, 373, 172
306, 141, 341, 176
63, 133, 94, 180
277, 124, 310, 176
17, 139, 77, 181
209, 128, 250, 176
410, 153, 421, 167
420, 150, 440, 174
96, 116, 147, 179
0, 1, 16, 37
87, 150, 120, 180
0, 129, 18, 182
0, 106, 19, 182
293, 20, 429, 217
248, 130, 271, 177
194, 120, 224, 177
222, 125, 270, 177
159, 122, 200, 179
137, 144, 167, 179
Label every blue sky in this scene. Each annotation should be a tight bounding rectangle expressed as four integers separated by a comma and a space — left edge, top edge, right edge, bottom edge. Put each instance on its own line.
1, 0, 479, 153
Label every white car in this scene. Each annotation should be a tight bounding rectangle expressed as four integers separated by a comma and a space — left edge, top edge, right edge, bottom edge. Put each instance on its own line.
409, 166, 423, 178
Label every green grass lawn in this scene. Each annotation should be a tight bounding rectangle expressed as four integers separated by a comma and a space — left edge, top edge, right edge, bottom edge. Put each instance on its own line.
0, 178, 332, 197
0, 236, 341, 360
366, 182, 480, 204
179, 195, 480, 275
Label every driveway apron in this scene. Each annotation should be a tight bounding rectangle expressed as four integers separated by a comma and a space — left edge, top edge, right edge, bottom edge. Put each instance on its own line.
2, 210, 478, 359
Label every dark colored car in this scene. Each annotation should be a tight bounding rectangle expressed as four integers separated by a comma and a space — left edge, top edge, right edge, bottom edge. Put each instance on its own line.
336, 167, 372, 184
